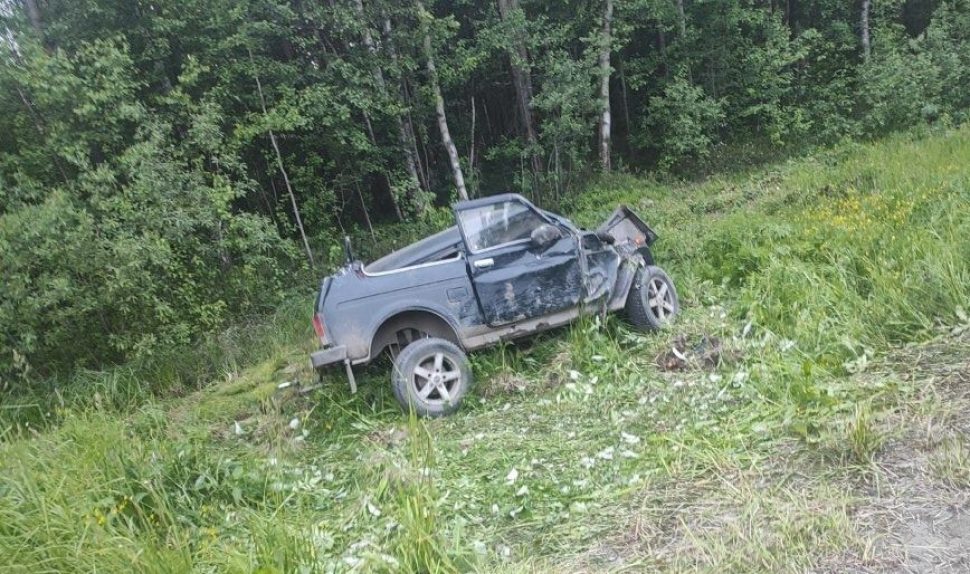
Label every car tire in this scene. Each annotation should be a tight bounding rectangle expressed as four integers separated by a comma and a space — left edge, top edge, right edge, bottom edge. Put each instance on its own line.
391, 337, 473, 417
626, 265, 679, 331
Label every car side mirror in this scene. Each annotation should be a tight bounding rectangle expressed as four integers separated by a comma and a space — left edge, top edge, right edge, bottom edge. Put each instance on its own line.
530, 224, 562, 250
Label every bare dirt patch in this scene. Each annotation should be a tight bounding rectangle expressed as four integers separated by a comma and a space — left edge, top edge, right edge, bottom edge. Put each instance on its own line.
848, 332, 970, 573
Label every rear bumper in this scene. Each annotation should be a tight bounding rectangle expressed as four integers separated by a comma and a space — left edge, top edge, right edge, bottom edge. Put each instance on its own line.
310, 345, 348, 369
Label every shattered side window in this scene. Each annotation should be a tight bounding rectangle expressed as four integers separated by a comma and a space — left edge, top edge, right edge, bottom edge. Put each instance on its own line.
458, 201, 546, 252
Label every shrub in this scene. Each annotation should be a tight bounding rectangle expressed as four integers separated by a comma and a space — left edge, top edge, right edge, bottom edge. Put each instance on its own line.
640, 76, 725, 171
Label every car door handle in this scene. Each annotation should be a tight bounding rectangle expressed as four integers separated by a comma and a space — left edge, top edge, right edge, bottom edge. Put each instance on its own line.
473, 258, 494, 269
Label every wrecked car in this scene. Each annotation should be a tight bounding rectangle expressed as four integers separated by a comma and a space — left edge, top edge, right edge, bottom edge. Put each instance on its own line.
311, 193, 679, 416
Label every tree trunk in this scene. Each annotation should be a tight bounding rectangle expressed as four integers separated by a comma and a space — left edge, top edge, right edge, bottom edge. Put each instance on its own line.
675, 0, 693, 82
355, 182, 376, 238
496, 0, 543, 179
675, 0, 687, 37
396, 67, 431, 192
861, 0, 872, 62
618, 55, 632, 140
351, 3, 424, 216
657, 24, 669, 79
598, 0, 614, 173
23, 0, 43, 37
363, 110, 404, 220
417, 0, 469, 201
469, 95, 477, 176
249, 49, 315, 267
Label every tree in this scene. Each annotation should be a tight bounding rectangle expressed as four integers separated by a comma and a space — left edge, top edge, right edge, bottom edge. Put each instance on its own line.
352, 0, 426, 212
416, 0, 469, 201
248, 48, 314, 268
496, 0, 542, 181
598, 0, 614, 172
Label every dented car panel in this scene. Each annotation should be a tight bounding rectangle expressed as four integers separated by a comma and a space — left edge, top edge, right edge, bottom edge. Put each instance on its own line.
466, 233, 583, 326
310, 193, 664, 375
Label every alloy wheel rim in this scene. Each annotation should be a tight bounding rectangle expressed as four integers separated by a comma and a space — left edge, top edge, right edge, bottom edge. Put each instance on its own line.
647, 277, 675, 322
411, 352, 461, 404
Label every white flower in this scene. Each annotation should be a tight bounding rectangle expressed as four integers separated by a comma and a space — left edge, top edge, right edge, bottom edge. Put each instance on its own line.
597, 447, 615, 460
289, 418, 301, 430
621, 432, 641, 445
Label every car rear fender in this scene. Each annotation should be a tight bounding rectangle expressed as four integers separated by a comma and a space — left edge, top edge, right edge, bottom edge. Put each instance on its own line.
366, 306, 462, 362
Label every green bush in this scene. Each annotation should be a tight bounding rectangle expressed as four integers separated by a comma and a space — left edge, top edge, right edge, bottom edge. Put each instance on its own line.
0, 40, 298, 381
641, 77, 725, 171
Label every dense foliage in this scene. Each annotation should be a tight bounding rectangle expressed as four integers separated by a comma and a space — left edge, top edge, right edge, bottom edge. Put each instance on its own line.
2, 0, 969, 379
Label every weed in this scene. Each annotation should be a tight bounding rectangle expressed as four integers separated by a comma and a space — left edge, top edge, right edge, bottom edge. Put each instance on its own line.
845, 403, 885, 464
930, 436, 970, 489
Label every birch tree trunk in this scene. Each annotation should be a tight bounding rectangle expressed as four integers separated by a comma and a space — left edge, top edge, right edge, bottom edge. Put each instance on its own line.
417, 0, 469, 201
249, 49, 314, 267
861, 0, 872, 62
496, 0, 543, 178
598, 0, 614, 173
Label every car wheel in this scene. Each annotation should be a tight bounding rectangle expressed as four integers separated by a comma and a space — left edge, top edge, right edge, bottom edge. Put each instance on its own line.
626, 265, 679, 331
391, 337, 472, 417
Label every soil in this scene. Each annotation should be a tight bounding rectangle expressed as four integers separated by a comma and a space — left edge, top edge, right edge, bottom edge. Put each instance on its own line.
860, 332, 970, 573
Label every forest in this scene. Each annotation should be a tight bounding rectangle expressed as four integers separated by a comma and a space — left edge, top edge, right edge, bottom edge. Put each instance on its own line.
1, 0, 969, 381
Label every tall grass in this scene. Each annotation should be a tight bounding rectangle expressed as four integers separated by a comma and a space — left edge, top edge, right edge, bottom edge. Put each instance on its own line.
2, 127, 969, 572
0, 295, 313, 433
698, 129, 970, 368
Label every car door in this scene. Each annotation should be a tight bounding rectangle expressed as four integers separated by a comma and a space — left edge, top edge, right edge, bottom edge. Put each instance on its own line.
455, 195, 583, 326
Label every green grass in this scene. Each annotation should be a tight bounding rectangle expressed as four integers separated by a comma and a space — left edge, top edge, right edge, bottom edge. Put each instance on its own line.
2, 126, 970, 572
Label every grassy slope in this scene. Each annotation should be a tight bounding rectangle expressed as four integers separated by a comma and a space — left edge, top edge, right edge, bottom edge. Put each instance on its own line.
2, 127, 970, 573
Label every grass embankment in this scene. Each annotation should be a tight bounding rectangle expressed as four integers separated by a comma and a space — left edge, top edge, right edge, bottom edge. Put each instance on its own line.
2, 127, 970, 573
